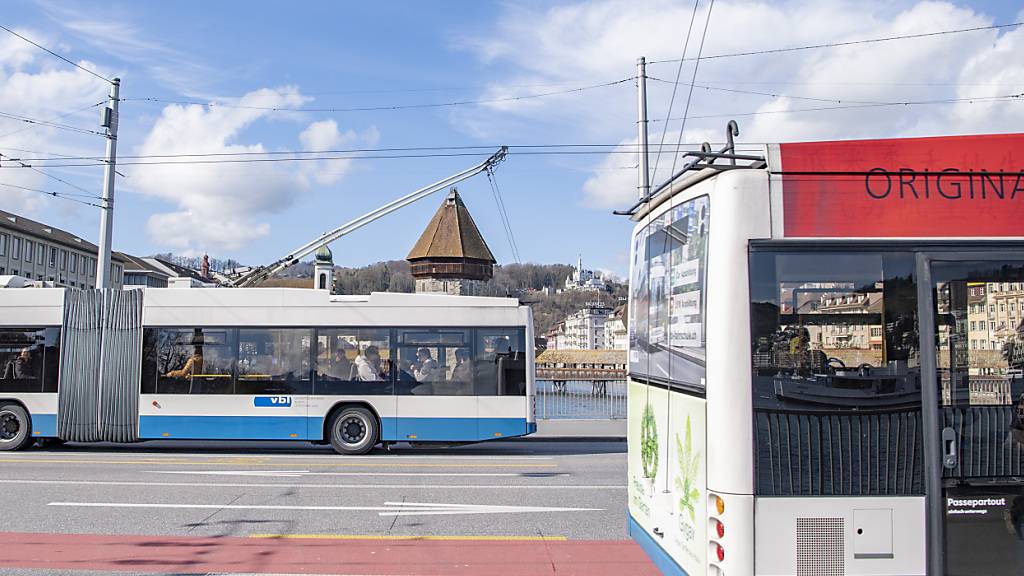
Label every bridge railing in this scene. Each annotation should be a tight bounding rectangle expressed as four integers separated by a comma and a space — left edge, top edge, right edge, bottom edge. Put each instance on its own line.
536, 379, 627, 419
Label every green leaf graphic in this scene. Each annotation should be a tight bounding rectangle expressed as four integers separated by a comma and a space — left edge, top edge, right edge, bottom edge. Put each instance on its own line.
641, 402, 658, 479
674, 416, 702, 522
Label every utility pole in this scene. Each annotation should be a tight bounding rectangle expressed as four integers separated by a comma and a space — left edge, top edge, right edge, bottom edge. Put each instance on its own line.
636, 57, 650, 201
96, 77, 120, 289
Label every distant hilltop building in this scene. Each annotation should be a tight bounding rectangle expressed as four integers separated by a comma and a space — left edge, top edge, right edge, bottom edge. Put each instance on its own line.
407, 189, 495, 296
564, 254, 606, 291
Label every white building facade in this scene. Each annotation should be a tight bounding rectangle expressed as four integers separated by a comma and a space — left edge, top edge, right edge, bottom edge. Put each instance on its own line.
603, 306, 628, 350
562, 303, 613, 350
0, 210, 124, 289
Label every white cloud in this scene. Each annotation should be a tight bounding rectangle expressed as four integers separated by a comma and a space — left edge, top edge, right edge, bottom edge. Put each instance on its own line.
298, 120, 380, 186
582, 138, 639, 209
468, 1, 1024, 208
0, 27, 109, 215
131, 88, 380, 254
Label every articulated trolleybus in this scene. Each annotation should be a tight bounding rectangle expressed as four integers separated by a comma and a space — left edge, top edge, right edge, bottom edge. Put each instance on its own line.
625, 131, 1024, 576
0, 288, 535, 455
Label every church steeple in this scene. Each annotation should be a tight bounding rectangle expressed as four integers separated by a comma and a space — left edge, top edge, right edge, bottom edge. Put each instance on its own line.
314, 244, 334, 292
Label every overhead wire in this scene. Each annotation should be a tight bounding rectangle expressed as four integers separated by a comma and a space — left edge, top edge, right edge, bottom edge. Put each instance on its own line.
648, 76, 887, 105
665, 0, 715, 186
486, 167, 520, 264
121, 77, 635, 113
0, 24, 113, 84
0, 152, 101, 199
0, 108, 106, 138
654, 92, 1024, 122
648, 21, 1024, 64
0, 181, 104, 208
4, 144, 734, 166
0, 100, 107, 141
649, 0, 701, 188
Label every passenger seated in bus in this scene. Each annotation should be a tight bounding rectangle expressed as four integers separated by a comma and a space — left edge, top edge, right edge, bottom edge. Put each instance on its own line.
2, 348, 33, 380
451, 348, 473, 384
329, 346, 353, 380
396, 359, 417, 385
353, 345, 383, 381
165, 346, 203, 379
411, 347, 439, 382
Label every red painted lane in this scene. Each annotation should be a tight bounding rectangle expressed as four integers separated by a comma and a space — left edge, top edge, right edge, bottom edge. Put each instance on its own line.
0, 532, 660, 575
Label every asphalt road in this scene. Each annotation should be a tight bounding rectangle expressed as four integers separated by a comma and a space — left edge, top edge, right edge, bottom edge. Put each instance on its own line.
0, 439, 656, 575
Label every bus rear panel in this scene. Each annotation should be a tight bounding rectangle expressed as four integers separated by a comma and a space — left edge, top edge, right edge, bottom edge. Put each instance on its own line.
626, 132, 1024, 575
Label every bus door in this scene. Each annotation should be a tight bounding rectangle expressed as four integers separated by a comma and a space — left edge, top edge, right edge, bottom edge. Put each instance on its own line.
918, 254, 1024, 575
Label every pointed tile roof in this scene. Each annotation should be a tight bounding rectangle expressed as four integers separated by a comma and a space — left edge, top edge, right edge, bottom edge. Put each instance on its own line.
407, 190, 495, 263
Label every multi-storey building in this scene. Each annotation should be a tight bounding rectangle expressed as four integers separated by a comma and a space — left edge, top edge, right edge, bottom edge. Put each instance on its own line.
603, 305, 628, 350
563, 302, 614, 350
0, 209, 124, 289
967, 282, 1024, 352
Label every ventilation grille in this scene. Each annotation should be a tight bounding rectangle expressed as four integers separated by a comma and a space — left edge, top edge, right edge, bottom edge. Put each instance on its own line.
755, 410, 924, 495
796, 517, 845, 576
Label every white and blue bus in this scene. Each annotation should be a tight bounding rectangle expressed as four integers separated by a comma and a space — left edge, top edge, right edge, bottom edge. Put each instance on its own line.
0, 287, 535, 454
625, 132, 1024, 576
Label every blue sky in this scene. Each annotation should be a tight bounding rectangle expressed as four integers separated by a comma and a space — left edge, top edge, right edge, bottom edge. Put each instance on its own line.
2, 0, 1022, 278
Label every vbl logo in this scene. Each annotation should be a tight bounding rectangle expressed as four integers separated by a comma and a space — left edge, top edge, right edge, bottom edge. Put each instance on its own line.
255, 396, 292, 407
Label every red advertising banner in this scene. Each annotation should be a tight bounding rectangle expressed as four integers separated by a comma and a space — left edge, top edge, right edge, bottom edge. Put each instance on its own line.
779, 133, 1024, 237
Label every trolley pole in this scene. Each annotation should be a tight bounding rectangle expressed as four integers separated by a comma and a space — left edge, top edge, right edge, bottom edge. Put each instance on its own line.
636, 57, 650, 201
96, 77, 120, 289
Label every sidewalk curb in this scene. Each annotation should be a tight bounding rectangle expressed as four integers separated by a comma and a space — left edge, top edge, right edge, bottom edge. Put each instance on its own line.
507, 436, 626, 443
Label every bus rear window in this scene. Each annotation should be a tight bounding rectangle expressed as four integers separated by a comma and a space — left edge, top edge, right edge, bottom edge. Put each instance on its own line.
748, 251, 923, 495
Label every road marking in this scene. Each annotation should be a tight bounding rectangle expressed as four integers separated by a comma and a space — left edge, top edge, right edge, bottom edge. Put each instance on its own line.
0, 458, 556, 468
48, 501, 604, 517
0, 479, 623, 490
21, 452, 553, 461
248, 534, 568, 541
149, 470, 569, 478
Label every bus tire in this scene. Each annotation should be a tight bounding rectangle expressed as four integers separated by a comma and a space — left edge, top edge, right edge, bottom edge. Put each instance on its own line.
0, 403, 33, 452
328, 406, 378, 455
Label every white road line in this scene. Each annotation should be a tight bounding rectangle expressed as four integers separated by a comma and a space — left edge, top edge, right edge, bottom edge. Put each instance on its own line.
1, 479, 624, 490
18, 453, 552, 461
148, 470, 569, 478
48, 501, 604, 517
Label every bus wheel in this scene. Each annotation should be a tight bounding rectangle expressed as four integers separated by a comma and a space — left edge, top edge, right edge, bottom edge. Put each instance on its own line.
0, 403, 33, 452
329, 407, 378, 455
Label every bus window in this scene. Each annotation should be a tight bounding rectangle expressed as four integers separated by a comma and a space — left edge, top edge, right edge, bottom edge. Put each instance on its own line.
314, 329, 392, 396
237, 329, 312, 395
630, 195, 709, 387
629, 224, 649, 377
150, 328, 236, 394
474, 328, 527, 396
396, 329, 471, 396
0, 328, 58, 393
749, 251, 922, 495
